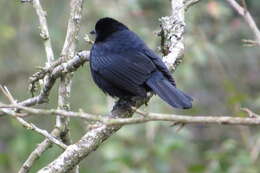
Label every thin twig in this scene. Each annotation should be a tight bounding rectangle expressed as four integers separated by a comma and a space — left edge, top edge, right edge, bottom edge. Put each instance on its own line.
226, 0, 260, 45
241, 107, 260, 118
15, 117, 67, 149
32, 0, 54, 66
20, 51, 89, 107
2, 103, 260, 126
0, 87, 67, 150
18, 128, 62, 173
0, 50, 89, 119
28, 0, 55, 95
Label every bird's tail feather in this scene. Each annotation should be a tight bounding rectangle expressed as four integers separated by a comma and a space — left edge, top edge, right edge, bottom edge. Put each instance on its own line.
146, 72, 193, 109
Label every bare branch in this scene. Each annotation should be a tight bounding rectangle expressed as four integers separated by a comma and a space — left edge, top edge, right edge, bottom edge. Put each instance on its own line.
25, 0, 55, 96
0, 50, 89, 118
26, 1, 84, 173
18, 1, 84, 173
32, 0, 54, 66
103, 112, 260, 126
18, 128, 61, 173
226, 0, 260, 45
159, 0, 185, 71
60, 0, 83, 60
19, 51, 89, 107
56, 0, 83, 160
0, 87, 67, 150
1, 103, 260, 126
241, 107, 260, 118
14, 116, 68, 149
36, 99, 141, 173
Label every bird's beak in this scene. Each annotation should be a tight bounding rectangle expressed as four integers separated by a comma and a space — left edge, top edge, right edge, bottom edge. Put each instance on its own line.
90, 30, 96, 35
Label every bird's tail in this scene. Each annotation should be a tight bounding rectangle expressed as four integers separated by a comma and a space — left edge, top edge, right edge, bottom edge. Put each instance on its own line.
146, 72, 193, 109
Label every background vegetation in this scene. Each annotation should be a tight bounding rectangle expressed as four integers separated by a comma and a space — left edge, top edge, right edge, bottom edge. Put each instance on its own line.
0, 0, 260, 172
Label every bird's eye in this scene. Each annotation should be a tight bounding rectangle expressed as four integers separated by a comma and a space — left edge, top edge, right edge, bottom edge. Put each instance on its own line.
90, 30, 96, 35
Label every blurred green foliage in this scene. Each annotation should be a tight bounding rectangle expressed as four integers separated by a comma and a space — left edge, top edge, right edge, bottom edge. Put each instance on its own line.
0, 0, 260, 172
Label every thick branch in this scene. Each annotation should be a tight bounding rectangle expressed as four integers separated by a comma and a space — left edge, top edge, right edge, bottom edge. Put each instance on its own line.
160, 0, 185, 70
56, 0, 83, 142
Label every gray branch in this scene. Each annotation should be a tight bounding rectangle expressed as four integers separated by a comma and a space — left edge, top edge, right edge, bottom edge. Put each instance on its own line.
32, 0, 55, 66
1, 103, 260, 126
18, 0, 84, 171
20, 51, 89, 107
226, 0, 260, 45
56, 1, 83, 172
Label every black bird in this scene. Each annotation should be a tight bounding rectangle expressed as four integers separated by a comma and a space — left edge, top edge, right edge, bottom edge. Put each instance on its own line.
89, 17, 193, 109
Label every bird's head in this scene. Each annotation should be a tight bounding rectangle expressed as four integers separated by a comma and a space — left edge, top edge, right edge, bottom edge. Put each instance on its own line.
90, 17, 128, 42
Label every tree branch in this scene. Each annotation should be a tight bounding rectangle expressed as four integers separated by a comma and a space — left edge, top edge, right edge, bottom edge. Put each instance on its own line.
16, 51, 89, 173
226, 0, 260, 45
16, 0, 84, 172
55, 1, 83, 172
56, 0, 83, 142
1, 103, 260, 126
20, 51, 90, 107
0, 87, 67, 150
18, 128, 61, 173
3, 109, 67, 149
0, 51, 89, 119
16, 0, 57, 172
27, 0, 55, 95
31, 0, 55, 66
159, 0, 185, 71
36, 98, 143, 173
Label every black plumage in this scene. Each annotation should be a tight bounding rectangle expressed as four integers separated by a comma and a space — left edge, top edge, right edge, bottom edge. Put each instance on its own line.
89, 17, 193, 109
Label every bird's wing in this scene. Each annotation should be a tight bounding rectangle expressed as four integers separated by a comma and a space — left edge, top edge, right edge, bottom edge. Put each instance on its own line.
119, 30, 176, 86
143, 48, 176, 86
91, 50, 156, 95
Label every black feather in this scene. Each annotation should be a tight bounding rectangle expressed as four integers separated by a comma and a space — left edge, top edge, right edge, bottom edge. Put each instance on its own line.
90, 17, 193, 109
146, 72, 192, 109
